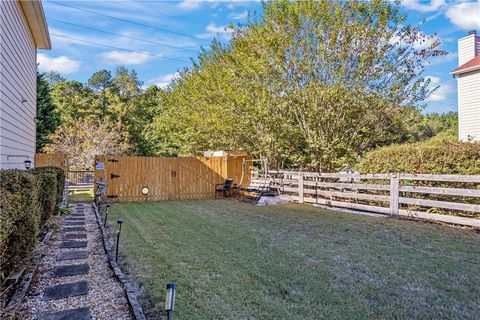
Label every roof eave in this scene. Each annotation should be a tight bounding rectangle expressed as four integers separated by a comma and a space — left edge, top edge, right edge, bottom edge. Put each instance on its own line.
450, 65, 480, 77
19, 0, 51, 50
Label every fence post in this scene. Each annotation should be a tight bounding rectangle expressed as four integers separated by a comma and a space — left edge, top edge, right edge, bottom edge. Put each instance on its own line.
389, 173, 399, 217
298, 172, 304, 204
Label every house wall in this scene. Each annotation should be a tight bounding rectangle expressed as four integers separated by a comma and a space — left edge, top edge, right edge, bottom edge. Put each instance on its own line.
457, 71, 480, 141
0, 0, 37, 169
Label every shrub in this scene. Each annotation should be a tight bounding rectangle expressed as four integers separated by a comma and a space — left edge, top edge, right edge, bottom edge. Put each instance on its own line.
30, 169, 57, 225
357, 130, 480, 174
33, 166, 65, 205
0, 170, 40, 282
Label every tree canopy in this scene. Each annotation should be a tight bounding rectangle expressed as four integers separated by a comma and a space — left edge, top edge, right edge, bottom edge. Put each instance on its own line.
38, 0, 449, 171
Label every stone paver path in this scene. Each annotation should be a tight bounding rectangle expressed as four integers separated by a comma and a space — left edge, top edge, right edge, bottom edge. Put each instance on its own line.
19, 203, 131, 319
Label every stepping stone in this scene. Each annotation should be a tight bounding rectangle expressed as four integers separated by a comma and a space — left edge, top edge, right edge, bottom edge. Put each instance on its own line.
65, 217, 85, 221
44, 281, 88, 300
63, 233, 87, 240
39, 307, 91, 320
57, 251, 89, 261
63, 227, 86, 233
65, 221, 85, 226
59, 241, 87, 248
53, 264, 90, 277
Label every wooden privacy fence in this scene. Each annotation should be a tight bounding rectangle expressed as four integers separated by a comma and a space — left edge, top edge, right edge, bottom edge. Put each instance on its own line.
34, 153, 67, 172
268, 171, 480, 228
94, 155, 250, 202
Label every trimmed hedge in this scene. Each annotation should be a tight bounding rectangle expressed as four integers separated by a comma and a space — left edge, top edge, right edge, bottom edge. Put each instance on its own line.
31, 169, 57, 225
33, 166, 65, 205
0, 167, 65, 283
357, 131, 480, 174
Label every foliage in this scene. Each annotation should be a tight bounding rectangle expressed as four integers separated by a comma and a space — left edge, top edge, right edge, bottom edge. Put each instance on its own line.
43, 118, 132, 169
0, 170, 39, 282
58, 205, 74, 215
30, 169, 57, 224
357, 129, 480, 174
39, 0, 450, 171
0, 168, 65, 283
36, 72, 60, 150
146, 0, 445, 170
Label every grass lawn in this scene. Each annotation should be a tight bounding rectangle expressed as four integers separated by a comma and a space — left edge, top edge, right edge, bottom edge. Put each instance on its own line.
107, 200, 480, 319
69, 189, 94, 203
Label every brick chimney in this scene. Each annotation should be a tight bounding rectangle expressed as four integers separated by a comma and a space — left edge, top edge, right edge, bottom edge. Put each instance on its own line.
458, 30, 480, 66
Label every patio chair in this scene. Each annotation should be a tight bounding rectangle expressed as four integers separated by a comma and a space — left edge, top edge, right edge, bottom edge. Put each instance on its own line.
215, 179, 237, 198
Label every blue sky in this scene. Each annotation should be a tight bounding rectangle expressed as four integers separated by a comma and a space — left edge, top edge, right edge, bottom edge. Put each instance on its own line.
37, 0, 480, 114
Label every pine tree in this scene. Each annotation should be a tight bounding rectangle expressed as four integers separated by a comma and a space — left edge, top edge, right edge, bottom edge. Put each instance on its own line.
36, 72, 60, 151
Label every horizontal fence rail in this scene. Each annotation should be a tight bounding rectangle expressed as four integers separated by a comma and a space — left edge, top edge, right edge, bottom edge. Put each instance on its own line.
267, 171, 480, 228
67, 171, 95, 190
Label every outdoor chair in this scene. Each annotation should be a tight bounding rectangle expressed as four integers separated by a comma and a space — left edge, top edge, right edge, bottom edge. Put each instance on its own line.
215, 179, 238, 198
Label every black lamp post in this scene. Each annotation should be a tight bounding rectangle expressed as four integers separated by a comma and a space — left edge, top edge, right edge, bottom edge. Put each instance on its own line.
116, 219, 123, 262
165, 283, 176, 320
104, 203, 111, 227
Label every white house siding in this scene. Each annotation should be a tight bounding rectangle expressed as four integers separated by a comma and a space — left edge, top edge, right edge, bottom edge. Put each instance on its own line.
457, 71, 480, 141
0, 0, 37, 169
458, 34, 480, 66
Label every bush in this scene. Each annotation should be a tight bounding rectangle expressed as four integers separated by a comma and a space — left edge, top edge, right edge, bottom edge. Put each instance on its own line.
30, 169, 57, 225
357, 130, 480, 174
0, 170, 40, 282
34, 166, 65, 205
0, 166, 65, 282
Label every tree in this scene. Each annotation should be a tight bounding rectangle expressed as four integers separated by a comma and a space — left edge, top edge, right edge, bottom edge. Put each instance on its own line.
43, 119, 132, 169
36, 72, 60, 151
147, 0, 445, 170
88, 69, 112, 119
51, 81, 95, 121
44, 71, 66, 86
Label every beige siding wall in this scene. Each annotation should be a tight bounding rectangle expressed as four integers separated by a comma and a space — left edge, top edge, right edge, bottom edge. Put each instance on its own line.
458, 71, 480, 142
0, 0, 37, 169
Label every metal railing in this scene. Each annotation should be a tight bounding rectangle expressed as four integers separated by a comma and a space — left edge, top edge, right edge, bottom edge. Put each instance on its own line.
67, 170, 94, 189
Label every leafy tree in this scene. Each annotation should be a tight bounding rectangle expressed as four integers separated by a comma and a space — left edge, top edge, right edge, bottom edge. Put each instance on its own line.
88, 69, 112, 119
148, 0, 445, 170
36, 72, 60, 151
43, 118, 132, 170
44, 71, 66, 86
51, 81, 95, 121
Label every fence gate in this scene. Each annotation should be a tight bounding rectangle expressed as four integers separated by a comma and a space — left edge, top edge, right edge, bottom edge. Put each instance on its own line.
94, 155, 249, 202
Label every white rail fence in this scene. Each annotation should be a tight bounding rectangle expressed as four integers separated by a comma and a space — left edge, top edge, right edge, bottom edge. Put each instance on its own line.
264, 171, 480, 228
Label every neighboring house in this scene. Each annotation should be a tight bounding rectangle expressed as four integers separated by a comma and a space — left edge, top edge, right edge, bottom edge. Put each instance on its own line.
451, 30, 480, 142
0, 0, 51, 169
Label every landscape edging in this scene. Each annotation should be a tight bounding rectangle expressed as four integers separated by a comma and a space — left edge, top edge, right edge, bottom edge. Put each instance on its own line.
92, 203, 147, 320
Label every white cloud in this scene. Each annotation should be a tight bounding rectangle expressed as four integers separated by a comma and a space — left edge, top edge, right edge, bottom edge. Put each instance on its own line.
197, 23, 234, 40
37, 54, 80, 74
445, 1, 480, 30
101, 51, 153, 65
145, 73, 180, 89
401, 0, 446, 12
425, 76, 453, 102
178, 0, 203, 10
229, 10, 248, 20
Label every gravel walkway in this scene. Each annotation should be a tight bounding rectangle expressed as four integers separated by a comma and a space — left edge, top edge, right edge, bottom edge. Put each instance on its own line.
19, 203, 132, 319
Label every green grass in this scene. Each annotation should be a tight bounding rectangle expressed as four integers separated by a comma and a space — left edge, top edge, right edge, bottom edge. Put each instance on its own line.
107, 200, 480, 319
69, 189, 94, 203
